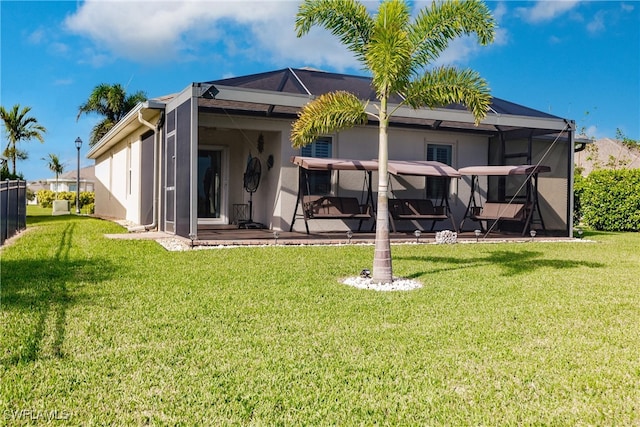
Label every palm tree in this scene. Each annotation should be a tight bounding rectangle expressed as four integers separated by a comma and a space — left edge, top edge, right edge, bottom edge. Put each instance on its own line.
0, 104, 47, 175
77, 83, 147, 146
292, 0, 495, 284
44, 153, 64, 194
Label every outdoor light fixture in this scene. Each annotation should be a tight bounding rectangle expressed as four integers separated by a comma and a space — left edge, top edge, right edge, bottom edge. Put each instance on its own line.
74, 137, 82, 214
414, 229, 421, 243
577, 228, 584, 239
474, 229, 481, 242
188, 233, 196, 248
530, 229, 537, 242
273, 230, 280, 244
346, 230, 353, 244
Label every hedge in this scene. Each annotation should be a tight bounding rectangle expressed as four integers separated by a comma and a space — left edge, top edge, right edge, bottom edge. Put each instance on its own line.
579, 169, 640, 231
37, 190, 95, 213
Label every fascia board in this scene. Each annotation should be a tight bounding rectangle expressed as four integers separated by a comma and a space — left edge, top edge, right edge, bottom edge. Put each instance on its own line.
165, 84, 197, 110
205, 84, 313, 108
87, 103, 145, 159
377, 103, 572, 132
86, 102, 164, 159
203, 84, 572, 133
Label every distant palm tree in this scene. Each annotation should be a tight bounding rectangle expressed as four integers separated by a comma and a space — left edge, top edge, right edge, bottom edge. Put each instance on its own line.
0, 104, 47, 175
292, 0, 495, 284
44, 153, 64, 194
77, 83, 147, 146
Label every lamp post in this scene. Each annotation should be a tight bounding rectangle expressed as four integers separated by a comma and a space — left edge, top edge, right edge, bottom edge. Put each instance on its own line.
75, 137, 82, 214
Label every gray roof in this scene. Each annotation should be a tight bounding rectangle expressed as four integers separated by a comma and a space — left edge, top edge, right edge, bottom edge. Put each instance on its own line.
207, 68, 559, 119
199, 68, 569, 136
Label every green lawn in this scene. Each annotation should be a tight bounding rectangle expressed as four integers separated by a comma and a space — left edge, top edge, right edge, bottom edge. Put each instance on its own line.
1, 209, 639, 425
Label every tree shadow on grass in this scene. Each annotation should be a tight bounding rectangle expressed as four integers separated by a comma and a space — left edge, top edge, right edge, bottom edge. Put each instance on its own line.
399, 250, 605, 279
1, 222, 120, 366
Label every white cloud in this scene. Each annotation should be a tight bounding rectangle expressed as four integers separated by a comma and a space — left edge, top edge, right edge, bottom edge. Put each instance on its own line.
517, 0, 582, 23
587, 10, 606, 35
27, 28, 45, 44
53, 78, 74, 86
493, 1, 508, 22
63, 0, 510, 72
63, 0, 358, 70
621, 3, 634, 13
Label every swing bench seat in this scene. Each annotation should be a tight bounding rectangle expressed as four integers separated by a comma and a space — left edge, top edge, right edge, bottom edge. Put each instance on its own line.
469, 202, 526, 222
304, 196, 373, 220
388, 199, 453, 232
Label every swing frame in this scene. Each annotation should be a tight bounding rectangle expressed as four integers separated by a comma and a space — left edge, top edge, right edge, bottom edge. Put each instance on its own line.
458, 165, 551, 236
289, 156, 377, 234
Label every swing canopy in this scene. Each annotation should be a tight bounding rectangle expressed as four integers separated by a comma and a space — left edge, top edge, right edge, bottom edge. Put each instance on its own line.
458, 165, 551, 176
290, 156, 460, 177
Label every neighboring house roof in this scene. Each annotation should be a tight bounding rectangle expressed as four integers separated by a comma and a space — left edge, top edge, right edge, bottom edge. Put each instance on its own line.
57, 165, 95, 182
27, 181, 47, 193
575, 138, 640, 176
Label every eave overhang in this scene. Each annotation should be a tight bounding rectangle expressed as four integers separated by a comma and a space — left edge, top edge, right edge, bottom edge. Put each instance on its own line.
87, 100, 165, 159
200, 84, 574, 137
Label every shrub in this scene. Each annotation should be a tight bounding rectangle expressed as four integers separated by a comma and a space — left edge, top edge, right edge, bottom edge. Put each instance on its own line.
37, 190, 95, 210
580, 169, 640, 231
36, 190, 56, 207
573, 171, 585, 226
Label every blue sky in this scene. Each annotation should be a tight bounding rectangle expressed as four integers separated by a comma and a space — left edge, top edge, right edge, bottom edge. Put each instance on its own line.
1, 0, 638, 181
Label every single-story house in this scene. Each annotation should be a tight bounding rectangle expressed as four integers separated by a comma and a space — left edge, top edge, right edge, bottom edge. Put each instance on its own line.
87, 67, 578, 238
45, 166, 96, 193
27, 166, 95, 205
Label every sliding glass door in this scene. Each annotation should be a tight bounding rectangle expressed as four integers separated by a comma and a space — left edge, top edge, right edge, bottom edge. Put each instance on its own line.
197, 147, 228, 224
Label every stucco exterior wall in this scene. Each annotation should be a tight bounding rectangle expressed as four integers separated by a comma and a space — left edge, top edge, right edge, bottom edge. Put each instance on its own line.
93, 126, 149, 223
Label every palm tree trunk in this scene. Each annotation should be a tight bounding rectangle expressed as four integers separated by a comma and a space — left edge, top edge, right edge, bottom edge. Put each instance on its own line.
372, 97, 393, 284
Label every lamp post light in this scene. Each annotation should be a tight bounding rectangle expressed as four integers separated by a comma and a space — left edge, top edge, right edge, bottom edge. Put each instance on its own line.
346, 230, 353, 244
577, 228, 583, 239
474, 229, 481, 242
273, 230, 280, 245
74, 137, 82, 214
529, 229, 537, 242
414, 229, 421, 243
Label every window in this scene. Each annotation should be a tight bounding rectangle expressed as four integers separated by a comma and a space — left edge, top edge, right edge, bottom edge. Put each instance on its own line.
427, 144, 453, 199
301, 137, 333, 195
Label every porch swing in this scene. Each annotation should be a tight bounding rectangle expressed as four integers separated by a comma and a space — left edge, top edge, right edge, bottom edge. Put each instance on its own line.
458, 164, 551, 236
386, 160, 460, 232
289, 156, 376, 234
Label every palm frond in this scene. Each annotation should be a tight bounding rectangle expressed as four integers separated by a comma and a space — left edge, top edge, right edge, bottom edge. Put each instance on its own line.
403, 66, 491, 125
90, 119, 115, 147
410, 0, 495, 69
296, 0, 373, 63
366, 0, 413, 97
291, 91, 368, 148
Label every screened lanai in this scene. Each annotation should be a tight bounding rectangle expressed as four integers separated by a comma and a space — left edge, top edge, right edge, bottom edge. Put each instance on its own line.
88, 68, 577, 241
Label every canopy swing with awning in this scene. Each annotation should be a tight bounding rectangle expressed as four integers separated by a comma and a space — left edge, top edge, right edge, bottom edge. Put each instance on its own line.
290, 156, 377, 234
289, 156, 461, 234
458, 164, 551, 236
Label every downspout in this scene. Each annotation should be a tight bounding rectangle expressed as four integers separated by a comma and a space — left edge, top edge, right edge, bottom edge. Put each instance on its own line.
138, 110, 163, 231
